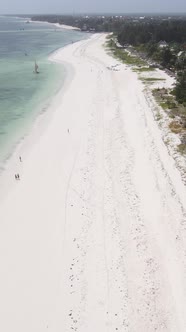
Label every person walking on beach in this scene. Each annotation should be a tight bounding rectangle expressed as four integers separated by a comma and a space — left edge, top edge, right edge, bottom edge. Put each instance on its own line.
15, 173, 20, 180
19, 156, 22, 162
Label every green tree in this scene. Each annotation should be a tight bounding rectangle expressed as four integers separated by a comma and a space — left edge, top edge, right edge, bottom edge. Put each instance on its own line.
160, 48, 173, 67
174, 70, 186, 104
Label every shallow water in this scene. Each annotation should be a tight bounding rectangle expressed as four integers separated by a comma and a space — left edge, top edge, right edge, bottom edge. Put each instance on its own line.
0, 16, 87, 164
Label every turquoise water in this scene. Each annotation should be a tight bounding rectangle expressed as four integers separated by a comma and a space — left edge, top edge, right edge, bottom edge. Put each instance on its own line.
0, 16, 87, 164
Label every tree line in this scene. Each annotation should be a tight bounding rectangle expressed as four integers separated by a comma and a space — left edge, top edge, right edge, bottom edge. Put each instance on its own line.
118, 20, 186, 45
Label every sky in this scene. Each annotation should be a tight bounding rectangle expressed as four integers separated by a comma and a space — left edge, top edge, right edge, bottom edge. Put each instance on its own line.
1, 0, 186, 14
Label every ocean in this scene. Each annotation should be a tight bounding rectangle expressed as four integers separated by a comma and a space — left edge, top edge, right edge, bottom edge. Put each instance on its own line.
0, 16, 87, 166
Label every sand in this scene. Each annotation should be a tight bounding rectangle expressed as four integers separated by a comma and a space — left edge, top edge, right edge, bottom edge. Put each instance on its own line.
53, 23, 80, 30
0, 34, 186, 331
31, 19, 80, 30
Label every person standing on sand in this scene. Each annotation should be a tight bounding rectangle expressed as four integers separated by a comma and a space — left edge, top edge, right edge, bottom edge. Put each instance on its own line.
19, 156, 22, 162
17, 174, 20, 180
15, 174, 17, 180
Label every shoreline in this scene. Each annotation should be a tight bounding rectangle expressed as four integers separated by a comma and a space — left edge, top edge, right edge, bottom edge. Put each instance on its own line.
30, 18, 81, 31
0, 36, 90, 202
0, 15, 90, 201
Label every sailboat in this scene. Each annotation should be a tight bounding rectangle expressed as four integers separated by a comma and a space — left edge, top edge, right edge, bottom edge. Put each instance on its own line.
34, 61, 39, 74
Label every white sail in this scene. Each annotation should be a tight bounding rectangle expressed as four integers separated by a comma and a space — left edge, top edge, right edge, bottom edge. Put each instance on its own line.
34, 61, 39, 74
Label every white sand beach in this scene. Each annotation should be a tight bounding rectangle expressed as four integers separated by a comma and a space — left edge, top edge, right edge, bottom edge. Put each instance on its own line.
31, 19, 80, 30
54, 23, 81, 30
0, 34, 186, 331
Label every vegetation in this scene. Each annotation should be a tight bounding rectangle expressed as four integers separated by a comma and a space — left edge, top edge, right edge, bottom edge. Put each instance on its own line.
118, 20, 186, 45
178, 144, 186, 154
105, 37, 147, 66
134, 67, 155, 72
174, 71, 186, 104
140, 77, 166, 82
160, 101, 175, 110
153, 87, 186, 154
113, 49, 146, 66
169, 120, 183, 133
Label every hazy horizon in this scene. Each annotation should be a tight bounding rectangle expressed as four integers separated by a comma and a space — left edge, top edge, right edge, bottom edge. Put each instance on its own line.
2, 12, 186, 16
1, 0, 186, 15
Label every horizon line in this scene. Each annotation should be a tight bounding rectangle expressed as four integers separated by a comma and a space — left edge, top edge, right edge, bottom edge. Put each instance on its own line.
1, 12, 186, 16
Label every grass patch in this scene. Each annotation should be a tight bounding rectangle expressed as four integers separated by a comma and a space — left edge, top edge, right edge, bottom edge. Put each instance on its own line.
153, 89, 179, 113
160, 102, 169, 110
134, 67, 156, 72
159, 100, 177, 111
105, 38, 148, 67
169, 121, 183, 134
113, 49, 147, 66
141, 77, 166, 82
105, 39, 115, 50
177, 144, 186, 155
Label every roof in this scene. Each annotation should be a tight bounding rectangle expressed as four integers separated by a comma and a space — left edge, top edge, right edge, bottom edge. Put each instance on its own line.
178, 51, 185, 57
158, 41, 168, 47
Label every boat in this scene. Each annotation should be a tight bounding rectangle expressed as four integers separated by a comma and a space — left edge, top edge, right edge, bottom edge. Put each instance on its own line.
34, 61, 39, 74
